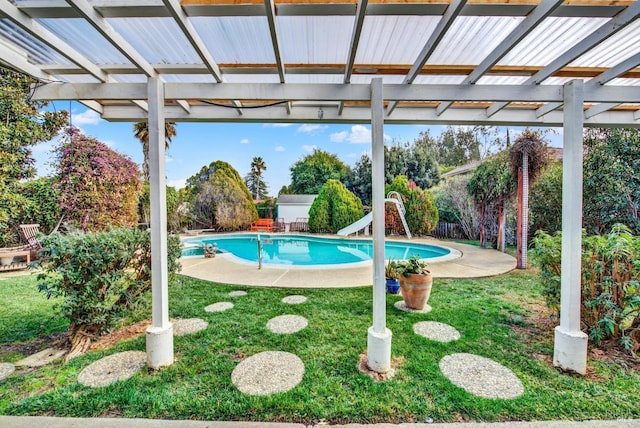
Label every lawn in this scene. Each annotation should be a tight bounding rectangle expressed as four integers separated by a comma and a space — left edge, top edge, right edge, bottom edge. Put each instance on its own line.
1, 269, 639, 424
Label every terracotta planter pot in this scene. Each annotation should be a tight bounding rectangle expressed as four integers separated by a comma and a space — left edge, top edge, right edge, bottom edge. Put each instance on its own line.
399, 272, 433, 310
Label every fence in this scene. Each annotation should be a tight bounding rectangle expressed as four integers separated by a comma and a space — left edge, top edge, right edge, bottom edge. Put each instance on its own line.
432, 222, 466, 240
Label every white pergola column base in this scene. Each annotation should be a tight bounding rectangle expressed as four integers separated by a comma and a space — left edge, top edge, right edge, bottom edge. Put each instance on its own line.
553, 326, 588, 375
146, 324, 174, 369
367, 326, 392, 373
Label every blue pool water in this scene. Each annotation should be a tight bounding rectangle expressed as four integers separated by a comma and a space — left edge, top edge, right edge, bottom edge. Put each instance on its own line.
182, 234, 453, 266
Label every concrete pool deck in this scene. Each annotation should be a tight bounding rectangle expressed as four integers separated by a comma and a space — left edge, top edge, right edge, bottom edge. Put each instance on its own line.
179, 237, 516, 288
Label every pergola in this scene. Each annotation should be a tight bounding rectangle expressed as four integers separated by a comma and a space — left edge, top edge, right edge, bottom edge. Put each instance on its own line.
2, 0, 640, 375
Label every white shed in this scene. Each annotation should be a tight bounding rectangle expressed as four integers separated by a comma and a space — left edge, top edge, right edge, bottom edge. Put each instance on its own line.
276, 194, 317, 224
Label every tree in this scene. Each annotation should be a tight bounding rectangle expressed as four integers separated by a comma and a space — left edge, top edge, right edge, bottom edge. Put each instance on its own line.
0, 68, 67, 245
245, 156, 268, 199
408, 134, 440, 189
435, 126, 480, 167
55, 128, 142, 231
433, 176, 480, 239
186, 160, 257, 230
510, 129, 548, 266
133, 120, 177, 180
308, 179, 363, 233
467, 151, 515, 248
289, 149, 350, 194
583, 128, 640, 235
350, 154, 372, 206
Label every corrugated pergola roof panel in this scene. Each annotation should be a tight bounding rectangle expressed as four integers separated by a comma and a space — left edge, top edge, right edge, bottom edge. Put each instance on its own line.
0, 0, 637, 126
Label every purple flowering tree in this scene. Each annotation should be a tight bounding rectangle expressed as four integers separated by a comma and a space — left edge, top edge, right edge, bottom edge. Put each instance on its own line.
55, 128, 142, 231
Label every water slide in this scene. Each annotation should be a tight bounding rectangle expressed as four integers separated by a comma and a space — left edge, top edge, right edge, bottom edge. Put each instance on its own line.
337, 192, 412, 238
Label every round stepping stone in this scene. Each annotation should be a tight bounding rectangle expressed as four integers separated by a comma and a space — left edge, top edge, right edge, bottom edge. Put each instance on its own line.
439, 353, 524, 399
282, 295, 307, 304
413, 321, 460, 343
394, 300, 432, 314
173, 318, 209, 336
0, 362, 15, 381
266, 315, 308, 334
229, 290, 247, 297
78, 351, 146, 388
231, 351, 304, 396
204, 302, 234, 312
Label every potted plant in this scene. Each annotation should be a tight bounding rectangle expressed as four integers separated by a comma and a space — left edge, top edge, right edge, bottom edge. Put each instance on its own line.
385, 259, 400, 294
394, 255, 432, 310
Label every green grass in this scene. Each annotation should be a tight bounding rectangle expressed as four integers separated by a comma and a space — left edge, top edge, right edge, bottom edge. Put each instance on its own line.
1, 269, 639, 423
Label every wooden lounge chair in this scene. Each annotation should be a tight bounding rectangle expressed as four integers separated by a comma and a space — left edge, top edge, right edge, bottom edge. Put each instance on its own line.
18, 224, 43, 260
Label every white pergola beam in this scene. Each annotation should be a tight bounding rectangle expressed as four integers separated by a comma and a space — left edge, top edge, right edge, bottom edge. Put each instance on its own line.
264, 0, 286, 83
31, 82, 640, 104
488, 1, 640, 117
339, 0, 368, 115
15, 0, 628, 19
65, 0, 157, 77
537, 51, 640, 118
584, 102, 621, 119
386, 0, 466, 116
162, 0, 223, 83
0, 42, 52, 81
98, 104, 640, 127
554, 79, 588, 375
437, 0, 563, 115
0, 0, 111, 82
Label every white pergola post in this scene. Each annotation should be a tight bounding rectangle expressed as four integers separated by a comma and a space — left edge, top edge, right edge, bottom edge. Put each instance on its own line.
367, 78, 392, 373
145, 77, 174, 369
553, 79, 588, 374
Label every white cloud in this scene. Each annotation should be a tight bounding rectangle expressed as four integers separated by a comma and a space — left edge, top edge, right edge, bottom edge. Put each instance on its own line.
331, 126, 392, 144
275, 145, 285, 152
265, 123, 294, 128
346, 152, 358, 158
302, 144, 317, 152
349, 125, 372, 144
167, 178, 187, 189
240, 138, 249, 144
165, 155, 173, 163
103, 140, 116, 149
72, 109, 103, 126
297, 124, 327, 135
330, 131, 348, 143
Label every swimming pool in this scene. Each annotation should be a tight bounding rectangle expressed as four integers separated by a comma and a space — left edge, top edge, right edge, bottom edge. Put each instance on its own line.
182, 234, 460, 267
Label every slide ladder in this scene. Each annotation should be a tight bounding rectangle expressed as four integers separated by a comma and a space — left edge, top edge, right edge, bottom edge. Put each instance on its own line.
336, 191, 412, 239
386, 191, 412, 239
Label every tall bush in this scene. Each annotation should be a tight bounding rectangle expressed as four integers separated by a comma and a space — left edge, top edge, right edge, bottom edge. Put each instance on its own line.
37, 228, 182, 360
55, 128, 142, 231
308, 179, 363, 233
186, 160, 257, 230
385, 176, 438, 237
532, 225, 640, 350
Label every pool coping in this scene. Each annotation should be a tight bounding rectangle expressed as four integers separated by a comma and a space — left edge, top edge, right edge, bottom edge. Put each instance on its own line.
181, 233, 463, 270
179, 233, 516, 288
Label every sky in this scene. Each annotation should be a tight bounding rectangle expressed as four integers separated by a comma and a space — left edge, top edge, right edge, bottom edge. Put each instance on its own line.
33, 102, 564, 196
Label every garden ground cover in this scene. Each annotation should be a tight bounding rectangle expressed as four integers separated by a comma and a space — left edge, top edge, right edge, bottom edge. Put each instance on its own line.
1, 269, 639, 424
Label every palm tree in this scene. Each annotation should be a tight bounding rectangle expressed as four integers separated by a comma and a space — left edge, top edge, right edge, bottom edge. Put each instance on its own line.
249, 156, 267, 199
133, 121, 177, 180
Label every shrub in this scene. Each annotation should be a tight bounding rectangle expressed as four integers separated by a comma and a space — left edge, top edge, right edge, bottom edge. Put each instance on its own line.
55, 128, 142, 232
37, 228, 182, 360
186, 161, 257, 230
385, 176, 438, 236
529, 162, 563, 235
308, 179, 363, 233
532, 224, 640, 350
